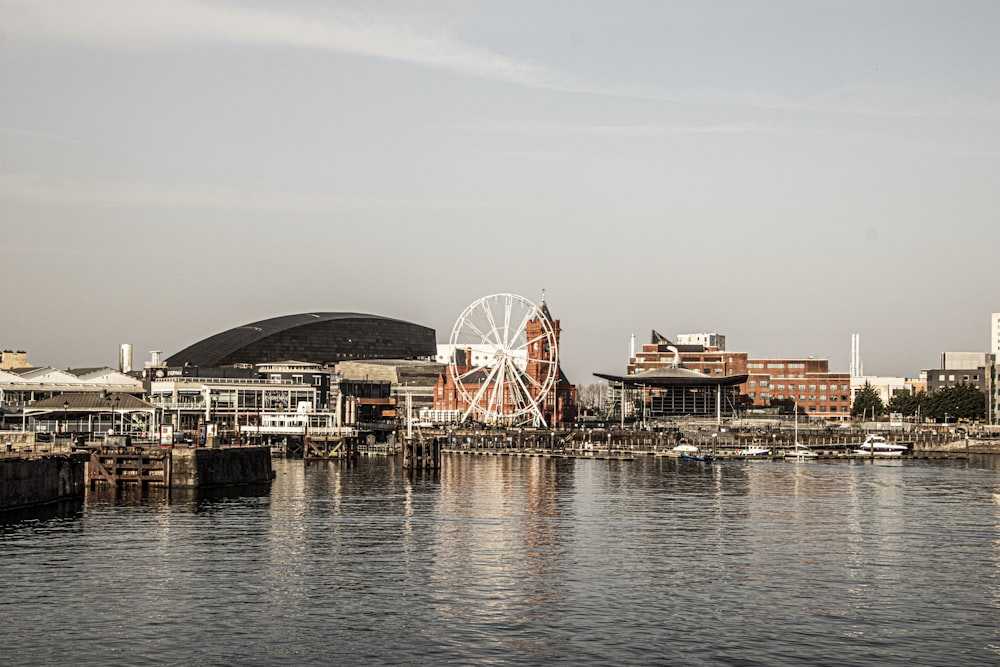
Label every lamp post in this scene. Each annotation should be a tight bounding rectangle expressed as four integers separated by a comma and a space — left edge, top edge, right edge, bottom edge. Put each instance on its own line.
63, 400, 69, 435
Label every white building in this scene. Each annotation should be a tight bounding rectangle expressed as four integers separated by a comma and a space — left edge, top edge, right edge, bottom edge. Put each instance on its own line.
676, 333, 726, 350
435, 343, 527, 371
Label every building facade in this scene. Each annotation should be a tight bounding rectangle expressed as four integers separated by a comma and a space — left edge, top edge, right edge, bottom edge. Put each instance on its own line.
628, 332, 852, 419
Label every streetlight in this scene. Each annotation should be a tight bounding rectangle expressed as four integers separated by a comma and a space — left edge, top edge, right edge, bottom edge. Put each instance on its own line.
62, 400, 69, 435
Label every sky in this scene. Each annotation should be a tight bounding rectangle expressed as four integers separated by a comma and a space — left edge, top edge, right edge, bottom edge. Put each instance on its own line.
1, 0, 998, 385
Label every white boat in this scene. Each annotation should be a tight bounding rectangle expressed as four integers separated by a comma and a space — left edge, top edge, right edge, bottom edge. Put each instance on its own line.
739, 445, 772, 458
784, 445, 819, 461
783, 401, 819, 461
667, 442, 700, 458
855, 435, 907, 457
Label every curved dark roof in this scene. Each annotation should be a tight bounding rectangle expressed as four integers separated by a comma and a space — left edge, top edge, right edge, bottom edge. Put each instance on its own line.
166, 312, 436, 367
594, 366, 748, 387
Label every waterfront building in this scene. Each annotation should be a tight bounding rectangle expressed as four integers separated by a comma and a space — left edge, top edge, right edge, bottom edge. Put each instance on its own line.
0, 365, 145, 431
595, 349, 747, 421
626, 331, 851, 420
335, 358, 445, 420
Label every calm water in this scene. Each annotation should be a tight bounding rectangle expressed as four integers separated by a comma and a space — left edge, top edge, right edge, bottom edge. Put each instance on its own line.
3, 454, 999, 666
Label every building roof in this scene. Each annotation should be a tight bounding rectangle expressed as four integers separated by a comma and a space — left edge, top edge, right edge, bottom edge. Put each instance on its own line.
594, 366, 748, 387
165, 312, 436, 367
23, 392, 155, 414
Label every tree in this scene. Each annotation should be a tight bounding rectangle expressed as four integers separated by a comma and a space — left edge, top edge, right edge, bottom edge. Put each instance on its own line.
851, 381, 885, 419
576, 383, 609, 412
887, 389, 923, 417
922, 383, 985, 422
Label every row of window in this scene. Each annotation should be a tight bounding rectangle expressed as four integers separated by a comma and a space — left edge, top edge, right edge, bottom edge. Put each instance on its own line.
751, 382, 850, 391
937, 374, 979, 382
747, 362, 809, 369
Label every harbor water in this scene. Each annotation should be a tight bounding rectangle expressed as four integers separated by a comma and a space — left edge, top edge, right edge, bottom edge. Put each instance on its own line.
3, 454, 999, 665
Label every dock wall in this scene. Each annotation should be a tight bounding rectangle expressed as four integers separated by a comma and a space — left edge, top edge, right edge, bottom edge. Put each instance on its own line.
168, 447, 272, 488
0, 454, 86, 511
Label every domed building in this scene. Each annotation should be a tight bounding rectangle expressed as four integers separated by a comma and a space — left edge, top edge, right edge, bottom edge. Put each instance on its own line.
165, 312, 436, 367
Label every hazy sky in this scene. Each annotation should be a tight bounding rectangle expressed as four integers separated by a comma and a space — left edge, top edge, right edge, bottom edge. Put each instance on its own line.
2, 0, 998, 384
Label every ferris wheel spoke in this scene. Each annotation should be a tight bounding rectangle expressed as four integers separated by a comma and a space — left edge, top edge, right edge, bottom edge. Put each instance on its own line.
466, 363, 504, 416
511, 369, 546, 425
486, 365, 507, 420
465, 319, 499, 348
482, 301, 507, 350
453, 361, 493, 384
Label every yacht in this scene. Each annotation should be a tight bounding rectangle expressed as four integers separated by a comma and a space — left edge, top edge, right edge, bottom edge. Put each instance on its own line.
855, 435, 908, 457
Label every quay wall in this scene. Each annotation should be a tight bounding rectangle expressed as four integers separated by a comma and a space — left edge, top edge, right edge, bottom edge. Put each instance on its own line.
170, 447, 272, 488
0, 454, 86, 511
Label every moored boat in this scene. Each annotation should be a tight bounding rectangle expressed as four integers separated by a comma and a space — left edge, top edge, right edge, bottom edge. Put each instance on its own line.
855, 435, 907, 457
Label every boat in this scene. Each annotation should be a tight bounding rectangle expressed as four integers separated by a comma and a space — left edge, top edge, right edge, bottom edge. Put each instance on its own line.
680, 450, 716, 462
669, 441, 715, 462
855, 434, 907, 457
784, 445, 819, 461
783, 401, 819, 461
738, 444, 772, 458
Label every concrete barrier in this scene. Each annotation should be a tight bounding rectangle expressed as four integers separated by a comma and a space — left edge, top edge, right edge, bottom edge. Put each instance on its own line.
168, 447, 272, 488
0, 454, 86, 511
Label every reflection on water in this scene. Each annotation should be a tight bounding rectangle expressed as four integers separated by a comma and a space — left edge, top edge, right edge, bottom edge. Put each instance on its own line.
1, 455, 999, 666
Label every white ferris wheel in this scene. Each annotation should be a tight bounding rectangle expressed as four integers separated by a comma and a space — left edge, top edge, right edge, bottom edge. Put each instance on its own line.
447, 293, 559, 427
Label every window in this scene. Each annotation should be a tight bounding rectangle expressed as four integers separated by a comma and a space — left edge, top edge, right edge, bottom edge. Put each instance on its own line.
820, 384, 827, 391
767, 363, 784, 369
313, 376, 323, 386
820, 395, 827, 402
748, 380, 757, 388
777, 384, 785, 390
760, 381, 769, 388
798, 384, 806, 390
292, 375, 303, 384
809, 384, 816, 391
788, 363, 805, 369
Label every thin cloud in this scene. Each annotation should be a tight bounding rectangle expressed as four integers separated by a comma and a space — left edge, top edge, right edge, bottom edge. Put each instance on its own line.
2, 0, 568, 91
2, 1, 991, 119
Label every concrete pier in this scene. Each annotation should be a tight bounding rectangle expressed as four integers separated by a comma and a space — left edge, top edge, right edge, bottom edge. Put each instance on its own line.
1, 454, 87, 511
77, 445, 272, 490
167, 447, 272, 488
